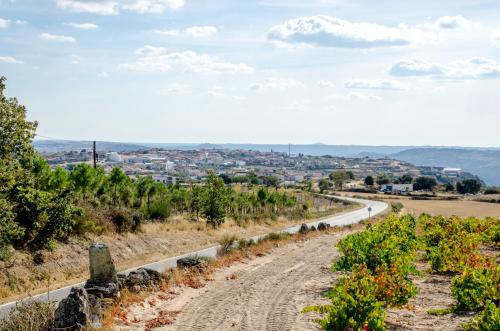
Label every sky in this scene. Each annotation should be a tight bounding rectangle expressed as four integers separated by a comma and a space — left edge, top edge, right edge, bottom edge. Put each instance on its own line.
1, 0, 500, 147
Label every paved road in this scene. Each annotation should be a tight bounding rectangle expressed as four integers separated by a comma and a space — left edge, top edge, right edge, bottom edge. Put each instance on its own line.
0, 196, 387, 318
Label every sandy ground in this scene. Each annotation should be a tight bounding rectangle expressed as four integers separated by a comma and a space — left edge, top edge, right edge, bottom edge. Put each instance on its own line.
391, 199, 500, 218
116, 231, 474, 331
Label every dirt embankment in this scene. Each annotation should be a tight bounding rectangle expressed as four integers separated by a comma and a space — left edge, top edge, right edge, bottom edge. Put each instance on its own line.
0, 204, 357, 304
116, 230, 473, 331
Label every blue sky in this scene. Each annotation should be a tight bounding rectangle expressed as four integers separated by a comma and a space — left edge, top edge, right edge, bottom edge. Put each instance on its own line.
1, 0, 500, 146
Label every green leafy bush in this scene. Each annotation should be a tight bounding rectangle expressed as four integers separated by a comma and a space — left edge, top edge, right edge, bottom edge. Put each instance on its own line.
462, 301, 500, 331
305, 266, 386, 331
451, 266, 498, 311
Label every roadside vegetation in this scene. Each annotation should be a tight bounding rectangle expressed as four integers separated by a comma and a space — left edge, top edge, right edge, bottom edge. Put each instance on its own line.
305, 213, 499, 331
0, 76, 348, 262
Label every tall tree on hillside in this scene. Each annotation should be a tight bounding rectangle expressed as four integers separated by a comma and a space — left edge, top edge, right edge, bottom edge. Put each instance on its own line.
364, 175, 374, 186
330, 171, 351, 190
414, 176, 438, 191
456, 179, 481, 195
203, 171, 227, 227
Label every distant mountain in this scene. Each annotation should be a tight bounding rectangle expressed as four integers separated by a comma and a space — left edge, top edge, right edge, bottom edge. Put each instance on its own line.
391, 148, 500, 186
33, 140, 149, 153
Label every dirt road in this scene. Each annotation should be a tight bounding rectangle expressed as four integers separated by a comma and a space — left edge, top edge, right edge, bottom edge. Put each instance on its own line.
122, 232, 347, 331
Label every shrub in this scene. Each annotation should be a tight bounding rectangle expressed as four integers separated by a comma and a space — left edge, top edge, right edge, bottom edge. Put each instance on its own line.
108, 208, 143, 233
391, 202, 403, 214
451, 267, 498, 311
218, 234, 238, 256
0, 300, 55, 331
374, 262, 418, 307
462, 301, 500, 331
305, 265, 386, 331
146, 200, 172, 220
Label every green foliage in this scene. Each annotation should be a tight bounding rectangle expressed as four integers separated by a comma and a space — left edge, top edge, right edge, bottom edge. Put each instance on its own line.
413, 176, 437, 191
451, 266, 498, 311
203, 171, 227, 227
107, 208, 143, 233
364, 175, 374, 186
319, 179, 330, 193
146, 200, 172, 220
462, 301, 500, 331
391, 202, 403, 214
457, 179, 482, 195
329, 171, 352, 189
305, 265, 386, 331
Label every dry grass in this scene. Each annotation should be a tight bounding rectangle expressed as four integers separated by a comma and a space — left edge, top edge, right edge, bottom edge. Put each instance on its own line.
0, 299, 55, 331
389, 199, 500, 218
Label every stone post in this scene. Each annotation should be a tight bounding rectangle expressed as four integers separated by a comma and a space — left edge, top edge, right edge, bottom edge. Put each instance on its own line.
89, 243, 117, 284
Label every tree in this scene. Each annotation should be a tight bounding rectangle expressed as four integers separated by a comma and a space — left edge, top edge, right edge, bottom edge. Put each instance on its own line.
398, 174, 413, 184
376, 174, 391, 186
108, 167, 129, 205
203, 171, 227, 227
413, 176, 438, 191
364, 176, 374, 186
445, 183, 455, 192
456, 179, 481, 195
0, 77, 37, 161
264, 175, 279, 188
136, 176, 154, 207
69, 163, 96, 199
319, 179, 330, 193
189, 185, 205, 221
330, 171, 351, 190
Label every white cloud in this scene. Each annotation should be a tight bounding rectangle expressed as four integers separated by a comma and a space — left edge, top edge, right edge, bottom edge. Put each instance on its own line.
390, 58, 500, 80
55, 0, 185, 15
327, 93, 382, 101
153, 29, 179, 36
15, 20, 27, 25
432, 15, 474, 29
70, 54, 82, 64
250, 77, 304, 90
318, 80, 335, 88
119, 45, 254, 74
154, 25, 217, 38
66, 22, 99, 29
493, 31, 500, 47
40, 32, 76, 43
160, 83, 191, 95
268, 15, 436, 48
0, 18, 10, 28
344, 79, 406, 91
98, 71, 109, 78
184, 26, 217, 38
0, 56, 23, 64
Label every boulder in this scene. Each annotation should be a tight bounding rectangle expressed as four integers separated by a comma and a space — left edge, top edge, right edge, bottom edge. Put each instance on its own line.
53, 287, 90, 330
317, 222, 330, 231
177, 256, 209, 269
89, 243, 117, 284
121, 268, 163, 292
299, 223, 309, 234
84, 280, 119, 300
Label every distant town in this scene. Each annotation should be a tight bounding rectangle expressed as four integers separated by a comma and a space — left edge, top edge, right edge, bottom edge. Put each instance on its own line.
40, 146, 479, 191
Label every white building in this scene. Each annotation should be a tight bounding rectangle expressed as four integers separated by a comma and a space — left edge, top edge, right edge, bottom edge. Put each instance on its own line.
153, 175, 177, 185
442, 168, 461, 177
380, 183, 413, 193
106, 152, 122, 163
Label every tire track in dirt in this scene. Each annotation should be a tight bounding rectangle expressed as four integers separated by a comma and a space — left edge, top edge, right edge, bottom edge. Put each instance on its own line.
167, 233, 344, 331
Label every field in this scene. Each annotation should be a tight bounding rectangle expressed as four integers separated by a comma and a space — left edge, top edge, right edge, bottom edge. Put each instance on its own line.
339, 192, 500, 218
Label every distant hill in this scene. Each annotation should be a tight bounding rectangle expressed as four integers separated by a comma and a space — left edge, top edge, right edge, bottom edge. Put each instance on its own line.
33, 140, 149, 153
391, 148, 500, 186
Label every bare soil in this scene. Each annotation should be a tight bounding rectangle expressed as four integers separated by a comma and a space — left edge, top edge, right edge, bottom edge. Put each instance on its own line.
116, 231, 475, 331
0, 204, 356, 304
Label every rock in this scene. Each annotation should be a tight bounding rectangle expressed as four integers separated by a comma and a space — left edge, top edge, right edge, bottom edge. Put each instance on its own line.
310, 225, 317, 231
84, 280, 120, 300
177, 256, 209, 269
299, 223, 309, 234
89, 243, 117, 284
53, 287, 90, 330
121, 268, 163, 292
317, 222, 330, 231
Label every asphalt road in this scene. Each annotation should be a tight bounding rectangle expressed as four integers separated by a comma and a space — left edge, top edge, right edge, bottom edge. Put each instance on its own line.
0, 196, 387, 318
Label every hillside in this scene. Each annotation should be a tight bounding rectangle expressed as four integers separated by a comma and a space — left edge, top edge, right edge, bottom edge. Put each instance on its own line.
392, 148, 500, 186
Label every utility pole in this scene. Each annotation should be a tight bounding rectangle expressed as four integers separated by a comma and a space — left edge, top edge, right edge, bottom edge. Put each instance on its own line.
93, 141, 97, 169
